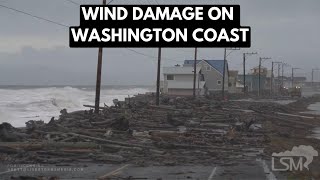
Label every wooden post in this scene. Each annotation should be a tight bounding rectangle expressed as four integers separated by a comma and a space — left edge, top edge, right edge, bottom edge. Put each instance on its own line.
271, 62, 274, 96
282, 63, 284, 87
277, 63, 281, 92
243, 52, 257, 94
222, 48, 227, 98
193, 47, 197, 98
156, 47, 162, 106
243, 53, 246, 93
258, 58, 261, 97
94, 0, 107, 114
291, 68, 294, 88
312, 69, 314, 87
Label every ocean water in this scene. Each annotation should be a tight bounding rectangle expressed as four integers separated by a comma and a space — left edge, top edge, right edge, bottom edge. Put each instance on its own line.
0, 86, 152, 127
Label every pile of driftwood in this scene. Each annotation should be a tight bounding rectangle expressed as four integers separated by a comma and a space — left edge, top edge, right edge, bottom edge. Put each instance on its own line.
0, 94, 268, 166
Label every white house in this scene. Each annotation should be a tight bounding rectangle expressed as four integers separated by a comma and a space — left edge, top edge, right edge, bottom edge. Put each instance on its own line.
162, 59, 229, 96
183, 60, 229, 94
162, 65, 206, 96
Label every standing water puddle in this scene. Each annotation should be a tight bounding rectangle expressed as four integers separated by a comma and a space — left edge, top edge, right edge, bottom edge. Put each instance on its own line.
308, 127, 320, 140
303, 102, 320, 140
303, 102, 320, 115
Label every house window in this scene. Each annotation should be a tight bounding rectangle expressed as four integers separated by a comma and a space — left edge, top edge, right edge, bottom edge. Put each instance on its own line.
167, 75, 174, 80
200, 74, 205, 81
217, 80, 222, 85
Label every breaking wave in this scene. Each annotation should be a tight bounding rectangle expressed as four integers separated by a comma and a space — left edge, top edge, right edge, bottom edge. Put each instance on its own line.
0, 86, 151, 127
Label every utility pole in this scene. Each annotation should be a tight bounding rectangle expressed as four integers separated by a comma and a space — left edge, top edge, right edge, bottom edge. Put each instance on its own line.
282, 63, 284, 87
243, 52, 257, 94
243, 53, 245, 93
222, 48, 240, 98
291, 68, 294, 88
222, 48, 227, 98
311, 68, 320, 87
193, 47, 198, 98
281, 63, 289, 88
271, 62, 274, 95
312, 69, 319, 88
277, 63, 281, 91
258, 58, 261, 97
258, 57, 271, 97
291, 68, 300, 88
312, 69, 314, 87
156, 47, 162, 106
94, 0, 107, 113
271, 62, 281, 96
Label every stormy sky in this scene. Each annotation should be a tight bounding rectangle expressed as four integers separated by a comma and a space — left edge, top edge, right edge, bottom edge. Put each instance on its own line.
0, 0, 319, 85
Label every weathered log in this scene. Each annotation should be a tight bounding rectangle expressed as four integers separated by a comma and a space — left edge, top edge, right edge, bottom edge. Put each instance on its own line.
93, 153, 124, 162
148, 105, 178, 111
87, 129, 108, 133
36, 150, 91, 157
90, 119, 113, 125
83, 105, 108, 110
0, 146, 19, 154
0, 142, 98, 150
100, 144, 143, 152
67, 133, 149, 148
276, 112, 315, 119
71, 129, 104, 137
261, 114, 315, 127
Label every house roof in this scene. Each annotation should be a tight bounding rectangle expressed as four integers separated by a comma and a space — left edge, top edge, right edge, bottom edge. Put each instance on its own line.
183, 60, 202, 67
184, 60, 225, 74
163, 66, 201, 75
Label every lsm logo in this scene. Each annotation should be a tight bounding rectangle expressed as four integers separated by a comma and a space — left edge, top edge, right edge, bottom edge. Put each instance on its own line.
272, 145, 318, 171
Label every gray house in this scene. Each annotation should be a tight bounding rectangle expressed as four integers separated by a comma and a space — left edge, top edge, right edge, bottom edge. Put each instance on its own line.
183, 60, 229, 94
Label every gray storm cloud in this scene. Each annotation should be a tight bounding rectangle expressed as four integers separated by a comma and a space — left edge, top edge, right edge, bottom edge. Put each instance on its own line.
0, 0, 319, 85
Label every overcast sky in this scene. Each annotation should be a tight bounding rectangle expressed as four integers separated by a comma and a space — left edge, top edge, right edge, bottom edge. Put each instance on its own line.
0, 0, 319, 85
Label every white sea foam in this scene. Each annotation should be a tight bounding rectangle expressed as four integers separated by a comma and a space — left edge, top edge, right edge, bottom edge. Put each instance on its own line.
0, 86, 151, 127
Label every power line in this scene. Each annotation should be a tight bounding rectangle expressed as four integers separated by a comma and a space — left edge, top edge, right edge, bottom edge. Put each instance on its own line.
65, 0, 114, 5
126, 48, 157, 59
0, 2, 184, 64
65, 0, 80, 5
107, 0, 115, 5
126, 48, 183, 63
0, 4, 68, 27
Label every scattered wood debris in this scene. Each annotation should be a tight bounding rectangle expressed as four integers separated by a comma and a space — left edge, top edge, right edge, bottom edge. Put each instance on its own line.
1, 94, 320, 169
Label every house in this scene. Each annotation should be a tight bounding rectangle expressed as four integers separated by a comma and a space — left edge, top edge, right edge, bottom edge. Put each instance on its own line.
235, 81, 245, 92
251, 66, 268, 76
229, 70, 240, 93
265, 70, 274, 91
162, 59, 229, 96
162, 65, 206, 96
237, 66, 270, 93
238, 74, 267, 92
183, 60, 229, 94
